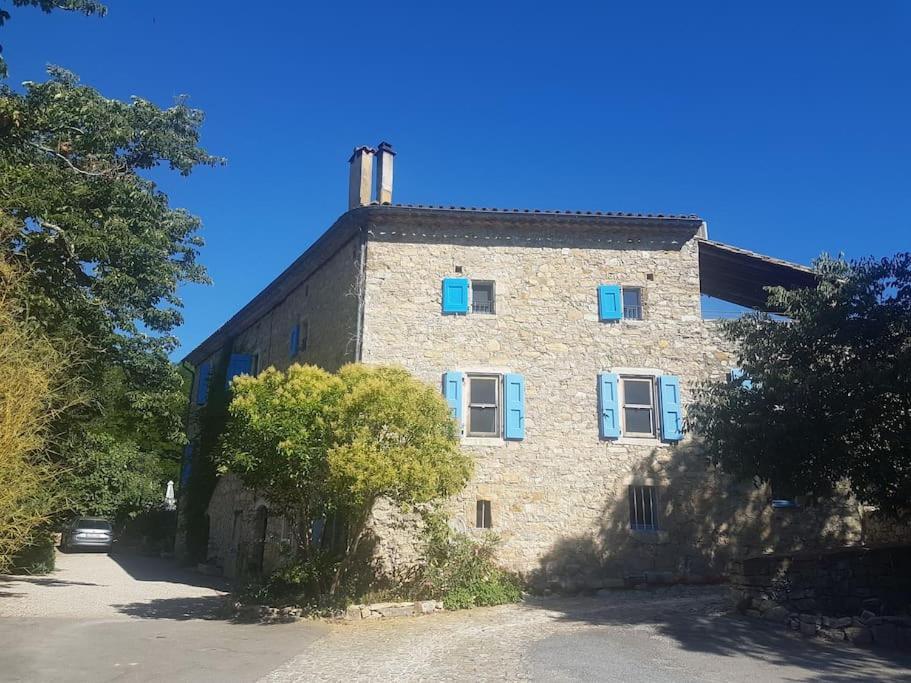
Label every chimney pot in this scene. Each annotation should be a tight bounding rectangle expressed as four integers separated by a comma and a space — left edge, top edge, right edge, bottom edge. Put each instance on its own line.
348, 145, 376, 210
375, 141, 395, 205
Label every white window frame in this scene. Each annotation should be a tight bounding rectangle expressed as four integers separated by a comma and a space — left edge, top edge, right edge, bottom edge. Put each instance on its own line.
620, 375, 657, 437
466, 373, 500, 437
470, 280, 496, 315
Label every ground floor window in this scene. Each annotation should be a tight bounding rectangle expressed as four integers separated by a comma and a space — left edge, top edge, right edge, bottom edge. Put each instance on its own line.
476, 500, 493, 529
621, 376, 657, 436
628, 485, 659, 531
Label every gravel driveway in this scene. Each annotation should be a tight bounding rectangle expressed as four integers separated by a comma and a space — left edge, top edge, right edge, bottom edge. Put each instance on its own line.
0, 549, 229, 619
2, 552, 911, 682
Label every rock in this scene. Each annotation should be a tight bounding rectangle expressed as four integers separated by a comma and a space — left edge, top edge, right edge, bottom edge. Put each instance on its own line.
872, 623, 897, 648
763, 605, 791, 623
819, 628, 846, 642
845, 626, 873, 646
800, 620, 818, 637
345, 605, 363, 621
860, 610, 877, 623
416, 600, 437, 615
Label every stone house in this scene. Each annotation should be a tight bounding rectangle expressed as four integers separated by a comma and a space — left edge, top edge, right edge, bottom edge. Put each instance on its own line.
178, 143, 871, 588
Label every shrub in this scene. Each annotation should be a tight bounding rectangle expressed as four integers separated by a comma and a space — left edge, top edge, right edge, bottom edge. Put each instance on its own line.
419, 511, 522, 610
11, 533, 56, 575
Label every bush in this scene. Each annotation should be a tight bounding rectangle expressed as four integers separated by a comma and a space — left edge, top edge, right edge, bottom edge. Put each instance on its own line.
419, 511, 522, 610
11, 532, 56, 575
236, 550, 345, 611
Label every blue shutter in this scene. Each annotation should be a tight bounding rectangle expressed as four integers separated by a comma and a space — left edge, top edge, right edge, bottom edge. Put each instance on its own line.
658, 375, 683, 441
503, 373, 526, 440
598, 284, 623, 321
730, 367, 753, 390
196, 362, 211, 404
442, 371, 463, 424
290, 324, 300, 357
226, 353, 254, 388
442, 278, 470, 314
598, 372, 621, 438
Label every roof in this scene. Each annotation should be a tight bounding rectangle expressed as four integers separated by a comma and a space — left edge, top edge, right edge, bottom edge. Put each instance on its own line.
698, 239, 816, 309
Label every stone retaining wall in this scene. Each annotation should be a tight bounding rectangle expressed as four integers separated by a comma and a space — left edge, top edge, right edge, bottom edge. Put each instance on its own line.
731, 545, 911, 649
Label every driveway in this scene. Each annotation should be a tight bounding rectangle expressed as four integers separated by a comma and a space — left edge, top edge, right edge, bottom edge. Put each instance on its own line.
2, 551, 910, 682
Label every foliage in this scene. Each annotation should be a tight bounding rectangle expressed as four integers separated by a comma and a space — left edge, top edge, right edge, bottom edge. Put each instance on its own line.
182, 344, 233, 562
0, 0, 107, 78
417, 511, 522, 610
0, 223, 66, 572
10, 531, 55, 575
236, 550, 346, 611
689, 252, 911, 515
0, 67, 220, 524
220, 363, 472, 593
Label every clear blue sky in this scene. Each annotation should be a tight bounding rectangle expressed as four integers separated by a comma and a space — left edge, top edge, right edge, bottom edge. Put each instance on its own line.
4, 1, 910, 358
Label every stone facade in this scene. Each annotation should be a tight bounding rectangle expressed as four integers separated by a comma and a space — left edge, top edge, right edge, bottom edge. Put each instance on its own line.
181, 230, 363, 577
180, 204, 884, 586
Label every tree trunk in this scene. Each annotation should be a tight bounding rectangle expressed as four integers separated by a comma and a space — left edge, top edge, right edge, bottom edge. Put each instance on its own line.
328, 503, 372, 597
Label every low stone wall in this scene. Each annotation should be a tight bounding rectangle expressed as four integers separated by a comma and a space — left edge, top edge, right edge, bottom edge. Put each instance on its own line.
730, 545, 911, 649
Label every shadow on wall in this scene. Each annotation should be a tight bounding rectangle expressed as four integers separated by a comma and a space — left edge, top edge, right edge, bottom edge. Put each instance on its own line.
529, 442, 866, 593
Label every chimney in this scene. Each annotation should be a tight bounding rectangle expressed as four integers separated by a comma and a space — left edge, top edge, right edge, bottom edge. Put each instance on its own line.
375, 141, 395, 205
348, 145, 375, 210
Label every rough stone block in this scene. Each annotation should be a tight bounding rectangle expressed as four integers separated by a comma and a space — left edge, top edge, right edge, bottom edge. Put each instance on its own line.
800, 620, 818, 637
763, 605, 790, 623
345, 605, 363, 621
845, 626, 873, 646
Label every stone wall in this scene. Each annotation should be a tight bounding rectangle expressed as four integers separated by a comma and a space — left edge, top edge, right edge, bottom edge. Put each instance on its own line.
731, 545, 911, 649
359, 220, 871, 588
179, 233, 363, 574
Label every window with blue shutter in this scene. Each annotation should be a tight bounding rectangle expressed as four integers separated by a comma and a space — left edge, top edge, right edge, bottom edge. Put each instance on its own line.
729, 367, 753, 390
442, 371, 463, 424
658, 375, 682, 441
598, 372, 621, 438
226, 353, 254, 388
503, 373, 525, 440
290, 324, 300, 357
196, 362, 211, 405
442, 278, 470, 314
598, 284, 623, 321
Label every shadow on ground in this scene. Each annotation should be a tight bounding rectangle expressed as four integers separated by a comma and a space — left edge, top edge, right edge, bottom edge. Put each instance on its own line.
112, 595, 234, 621
529, 589, 911, 683
110, 551, 229, 591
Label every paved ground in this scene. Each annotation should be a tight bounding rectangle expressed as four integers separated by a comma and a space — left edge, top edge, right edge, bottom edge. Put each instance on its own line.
2, 551, 911, 682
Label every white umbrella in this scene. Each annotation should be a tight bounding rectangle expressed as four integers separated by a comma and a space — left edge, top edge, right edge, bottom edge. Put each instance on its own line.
164, 480, 176, 510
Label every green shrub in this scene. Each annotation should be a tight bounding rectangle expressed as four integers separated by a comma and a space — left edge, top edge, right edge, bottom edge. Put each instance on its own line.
11, 532, 56, 575
419, 511, 522, 610
236, 549, 345, 610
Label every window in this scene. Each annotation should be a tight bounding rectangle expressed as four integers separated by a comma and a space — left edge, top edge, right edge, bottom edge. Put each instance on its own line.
467, 375, 499, 436
621, 377, 656, 436
299, 320, 309, 353
628, 485, 659, 531
622, 287, 643, 320
471, 281, 495, 314
476, 500, 492, 529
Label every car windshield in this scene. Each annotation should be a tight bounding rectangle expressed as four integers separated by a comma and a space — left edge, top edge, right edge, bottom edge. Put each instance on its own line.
76, 519, 111, 530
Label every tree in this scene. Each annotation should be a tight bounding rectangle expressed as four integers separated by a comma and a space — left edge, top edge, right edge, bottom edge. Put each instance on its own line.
0, 0, 107, 78
689, 253, 911, 515
0, 67, 221, 520
220, 363, 472, 593
0, 214, 66, 570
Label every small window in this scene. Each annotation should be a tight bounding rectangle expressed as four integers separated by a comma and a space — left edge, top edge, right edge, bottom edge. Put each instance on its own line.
471, 281, 495, 314
623, 287, 643, 320
467, 374, 499, 437
476, 500, 492, 529
621, 377, 656, 436
629, 485, 659, 531
299, 320, 309, 353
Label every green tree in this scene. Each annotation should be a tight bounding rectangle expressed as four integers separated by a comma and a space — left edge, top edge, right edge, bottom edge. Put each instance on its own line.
220, 363, 472, 593
689, 252, 911, 515
0, 0, 107, 78
0, 67, 221, 520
